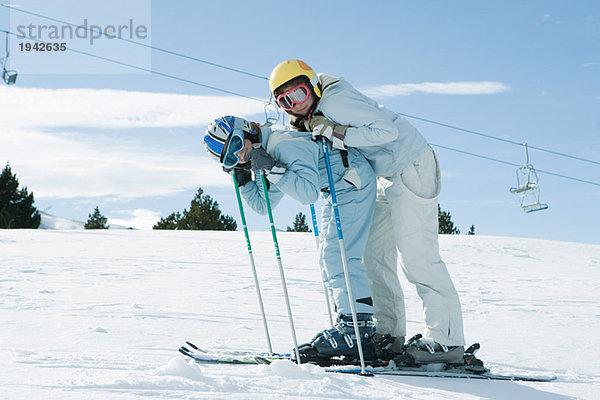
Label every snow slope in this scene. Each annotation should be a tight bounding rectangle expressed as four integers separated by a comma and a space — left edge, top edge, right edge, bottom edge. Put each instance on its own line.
0, 230, 598, 399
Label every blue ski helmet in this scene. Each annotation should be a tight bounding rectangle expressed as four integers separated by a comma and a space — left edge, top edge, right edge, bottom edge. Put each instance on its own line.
203, 116, 257, 166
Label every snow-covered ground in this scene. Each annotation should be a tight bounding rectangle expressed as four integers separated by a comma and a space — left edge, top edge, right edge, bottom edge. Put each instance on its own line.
0, 230, 598, 399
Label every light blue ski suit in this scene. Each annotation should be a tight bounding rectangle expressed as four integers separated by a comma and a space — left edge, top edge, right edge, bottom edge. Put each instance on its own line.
308, 74, 466, 346
239, 126, 376, 316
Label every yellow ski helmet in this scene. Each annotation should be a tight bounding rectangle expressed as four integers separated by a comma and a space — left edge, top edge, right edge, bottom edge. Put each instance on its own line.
269, 59, 322, 98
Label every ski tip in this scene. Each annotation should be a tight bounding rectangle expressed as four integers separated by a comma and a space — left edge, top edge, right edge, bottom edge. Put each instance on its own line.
178, 348, 189, 356
185, 341, 207, 353
254, 356, 272, 365
180, 346, 190, 353
185, 341, 198, 350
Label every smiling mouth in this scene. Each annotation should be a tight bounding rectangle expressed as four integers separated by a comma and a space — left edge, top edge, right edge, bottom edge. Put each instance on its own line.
293, 103, 308, 114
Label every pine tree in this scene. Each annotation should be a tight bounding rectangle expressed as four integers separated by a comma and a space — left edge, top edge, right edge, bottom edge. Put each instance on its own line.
85, 206, 109, 229
287, 212, 311, 232
438, 204, 460, 235
152, 188, 237, 231
467, 224, 475, 235
153, 211, 181, 230
0, 163, 41, 229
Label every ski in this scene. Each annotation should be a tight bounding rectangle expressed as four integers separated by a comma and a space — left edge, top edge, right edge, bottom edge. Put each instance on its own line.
325, 364, 557, 382
255, 356, 557, 382
178, 341, 291, 365
178, 341, 557, 382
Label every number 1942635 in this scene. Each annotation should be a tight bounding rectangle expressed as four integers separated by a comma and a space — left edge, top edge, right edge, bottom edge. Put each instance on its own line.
19, 42, 67, 52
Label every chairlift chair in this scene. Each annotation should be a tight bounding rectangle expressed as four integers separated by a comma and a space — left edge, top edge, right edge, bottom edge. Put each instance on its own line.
1, 31, 17, 85
509, 143, 548, 213
2, 68, 17, 85
263, 96, 280, 127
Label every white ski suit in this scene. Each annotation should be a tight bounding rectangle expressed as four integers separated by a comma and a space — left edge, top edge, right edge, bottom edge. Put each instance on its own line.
311, 74, 466, 346
239, 126, 376, 316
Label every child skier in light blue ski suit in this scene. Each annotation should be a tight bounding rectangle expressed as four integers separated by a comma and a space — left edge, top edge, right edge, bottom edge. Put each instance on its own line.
203, 116, 377, 360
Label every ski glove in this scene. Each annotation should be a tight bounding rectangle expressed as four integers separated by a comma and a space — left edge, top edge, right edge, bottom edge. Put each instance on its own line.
224, 166, 252, 187
246, 147, 287, 184
309, 115, 348, 151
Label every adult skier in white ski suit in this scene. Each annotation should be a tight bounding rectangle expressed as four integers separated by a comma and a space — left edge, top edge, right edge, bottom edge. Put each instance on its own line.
269, 60, 466, 362
203, 116, 378, 359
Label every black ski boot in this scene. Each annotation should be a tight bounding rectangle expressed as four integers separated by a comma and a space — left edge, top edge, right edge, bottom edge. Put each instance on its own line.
300, 314, 376, 365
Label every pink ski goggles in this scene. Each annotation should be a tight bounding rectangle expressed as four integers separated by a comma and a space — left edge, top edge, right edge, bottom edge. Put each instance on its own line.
275, 82, 311, 110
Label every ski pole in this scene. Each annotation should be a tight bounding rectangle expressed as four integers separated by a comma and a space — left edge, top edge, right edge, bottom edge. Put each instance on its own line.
259, 170, 301, 364
309, 204, 334, 327
232, 171, 273, 354
320, 138, 368, 375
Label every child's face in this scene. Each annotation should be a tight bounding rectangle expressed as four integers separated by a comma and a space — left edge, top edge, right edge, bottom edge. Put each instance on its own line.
236, 139, 254, 163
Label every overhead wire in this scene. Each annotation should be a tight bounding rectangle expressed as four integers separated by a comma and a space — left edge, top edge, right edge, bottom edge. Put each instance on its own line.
430, 143, 600, 187
0, 29, 267, 103
400, 113, 600, 167
4, 4, 599, 166
0, 4, 269, 80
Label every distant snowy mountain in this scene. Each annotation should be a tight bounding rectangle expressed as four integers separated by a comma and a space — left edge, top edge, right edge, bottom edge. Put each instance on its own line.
0, 231, 598, 399
38, 211, 133, 230
38, 211, 85, 229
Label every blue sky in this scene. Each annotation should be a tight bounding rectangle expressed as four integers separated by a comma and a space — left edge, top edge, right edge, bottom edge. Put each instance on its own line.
1, 0, 599, 244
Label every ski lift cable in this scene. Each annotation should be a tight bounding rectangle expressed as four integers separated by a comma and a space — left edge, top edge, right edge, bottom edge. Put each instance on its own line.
400, 113, 600, 167
1, 29, 597, 188
3, 6, 598, 169
3, 5, 597, 168
0, 29, 268, 103
430, 143, 600, 187
0, 4, 269, 81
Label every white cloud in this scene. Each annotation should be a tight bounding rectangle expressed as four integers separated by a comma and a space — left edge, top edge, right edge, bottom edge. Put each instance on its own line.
360, 81, 510, 99
0, 86, 257, 200
583, 62, 600, 68
109, 209, 162, 230
538, 14, 551, 25
1, 128, 231, 199
0, 86, 265, 129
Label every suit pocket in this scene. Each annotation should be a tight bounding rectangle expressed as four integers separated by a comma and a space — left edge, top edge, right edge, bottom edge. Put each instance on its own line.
398, 145, 441, 203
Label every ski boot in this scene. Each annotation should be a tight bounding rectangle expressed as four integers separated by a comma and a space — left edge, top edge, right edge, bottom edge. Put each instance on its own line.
374, 333, 404, 360
297, 314, 376, 365
400, 334, 465, 365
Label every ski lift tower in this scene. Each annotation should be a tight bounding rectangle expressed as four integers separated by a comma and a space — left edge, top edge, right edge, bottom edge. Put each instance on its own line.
509, 143, 548, 213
